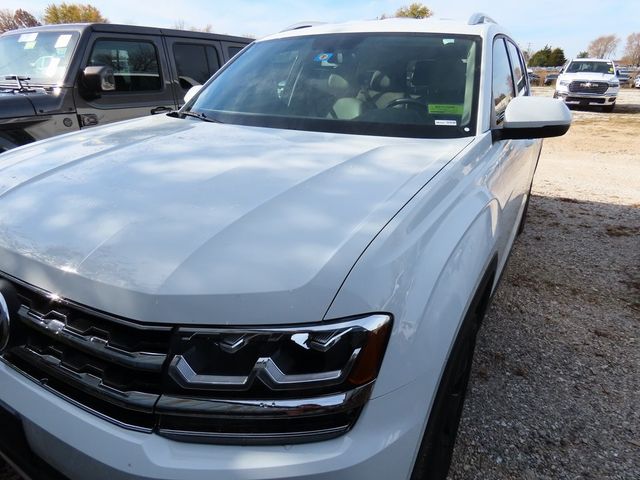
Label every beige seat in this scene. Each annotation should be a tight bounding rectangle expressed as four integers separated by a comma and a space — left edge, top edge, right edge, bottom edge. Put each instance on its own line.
364, 71, 405, 108
326, 73, 364, 120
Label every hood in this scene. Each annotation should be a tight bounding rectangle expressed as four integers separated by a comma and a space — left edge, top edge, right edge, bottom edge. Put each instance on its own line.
0, 115, 471, 325
559, 72, 615, 82
0, 91, 37, 119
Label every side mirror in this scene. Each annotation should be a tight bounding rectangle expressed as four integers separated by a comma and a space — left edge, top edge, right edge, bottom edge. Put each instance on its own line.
82, 66, 115, 94
493, 96, 571, 141
184, 85, 203, 104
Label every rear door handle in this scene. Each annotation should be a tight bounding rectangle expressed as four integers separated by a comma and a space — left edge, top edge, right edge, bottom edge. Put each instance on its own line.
151, 106, 173, 115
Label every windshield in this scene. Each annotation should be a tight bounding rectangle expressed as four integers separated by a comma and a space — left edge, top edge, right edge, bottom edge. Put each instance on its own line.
0, 31, 79, 85
189, 33, 481, 138
566, 60, 614, 75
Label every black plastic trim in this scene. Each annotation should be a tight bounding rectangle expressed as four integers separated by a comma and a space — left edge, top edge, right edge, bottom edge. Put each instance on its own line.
0, 401, 69, 480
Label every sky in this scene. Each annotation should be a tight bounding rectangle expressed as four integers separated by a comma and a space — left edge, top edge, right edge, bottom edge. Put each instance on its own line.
4, 0, 640, 58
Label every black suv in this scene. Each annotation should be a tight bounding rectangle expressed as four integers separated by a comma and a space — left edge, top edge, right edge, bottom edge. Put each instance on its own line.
0, 23, 251, 152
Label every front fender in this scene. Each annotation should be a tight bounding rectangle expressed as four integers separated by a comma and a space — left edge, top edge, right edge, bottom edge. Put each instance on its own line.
325, 136, 503, 400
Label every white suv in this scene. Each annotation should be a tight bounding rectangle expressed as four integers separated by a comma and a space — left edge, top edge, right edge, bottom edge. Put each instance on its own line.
554, 58, 620, 112
0, 14, 570, 480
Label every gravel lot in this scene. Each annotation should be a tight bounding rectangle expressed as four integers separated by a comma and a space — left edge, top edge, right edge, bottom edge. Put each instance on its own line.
449, 87, 640, 479
2, 88, 639, 480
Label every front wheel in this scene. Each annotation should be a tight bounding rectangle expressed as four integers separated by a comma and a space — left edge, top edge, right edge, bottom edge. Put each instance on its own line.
410, 275, 493, 480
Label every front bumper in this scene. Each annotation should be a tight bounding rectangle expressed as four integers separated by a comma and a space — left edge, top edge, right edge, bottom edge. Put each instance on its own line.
554, 90, 617, 105
0, 361, 427, 480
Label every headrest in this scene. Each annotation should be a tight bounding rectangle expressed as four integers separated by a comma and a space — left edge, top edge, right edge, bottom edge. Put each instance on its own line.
327, 73, 349, 91
412, 60, 435, 87
369, 70, 391, 90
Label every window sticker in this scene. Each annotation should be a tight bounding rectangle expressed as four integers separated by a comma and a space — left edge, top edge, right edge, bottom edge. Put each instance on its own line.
313, 52, 334, 62
429, 104, 464, 115
23, 41, 36, 50
435, 119, 458, 126
55, 34, 72, 49
18, 33, 37, 43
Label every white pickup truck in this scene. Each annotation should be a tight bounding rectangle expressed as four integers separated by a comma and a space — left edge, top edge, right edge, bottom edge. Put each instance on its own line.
554, 58, 620, 112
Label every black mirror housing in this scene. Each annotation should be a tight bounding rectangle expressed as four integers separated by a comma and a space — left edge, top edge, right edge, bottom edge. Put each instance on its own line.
81, 66, 116, 97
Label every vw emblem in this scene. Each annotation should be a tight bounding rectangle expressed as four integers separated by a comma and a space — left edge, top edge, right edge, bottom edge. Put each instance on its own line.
0, 291, 10, 351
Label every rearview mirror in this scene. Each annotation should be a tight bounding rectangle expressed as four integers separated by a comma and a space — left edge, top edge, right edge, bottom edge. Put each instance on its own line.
184, 85, 203, 104
82, 66, 115, 94
493, 96, 571, 141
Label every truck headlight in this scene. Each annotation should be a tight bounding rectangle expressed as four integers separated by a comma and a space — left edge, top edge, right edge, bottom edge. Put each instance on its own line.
608, 81, 619, 87
558, 79, 570, 86
158, 314, 392, 444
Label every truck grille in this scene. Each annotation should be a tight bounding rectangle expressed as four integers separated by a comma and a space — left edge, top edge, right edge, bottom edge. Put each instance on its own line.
568, 81, 608, 95
0, 273, 370, 444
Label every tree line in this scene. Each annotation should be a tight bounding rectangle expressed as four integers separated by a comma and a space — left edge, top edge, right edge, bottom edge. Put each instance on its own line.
0, 3, 107, 33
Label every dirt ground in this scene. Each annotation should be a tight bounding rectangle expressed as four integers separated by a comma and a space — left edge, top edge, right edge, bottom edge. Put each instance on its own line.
449, 87, 640, 479
2, 89, 639, 480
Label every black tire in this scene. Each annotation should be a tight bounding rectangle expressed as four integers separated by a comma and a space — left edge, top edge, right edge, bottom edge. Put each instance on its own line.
410, 270, 494, 480
603, 103, 615, 113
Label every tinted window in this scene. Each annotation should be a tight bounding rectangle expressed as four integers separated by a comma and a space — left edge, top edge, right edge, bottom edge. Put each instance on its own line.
189, 33, 482, 139
173, 43, 219, 90
89, 39, 160, 91
206, 47, 220, 73
492, 38, 515, 124
506, 41, 526, 94
228, 46, 243, 58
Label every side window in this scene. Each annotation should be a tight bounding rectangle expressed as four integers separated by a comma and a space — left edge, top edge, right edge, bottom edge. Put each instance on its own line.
228, 46, 243, 58
506, 41, 527, 95
492, 38, 515, 125
88, 39, 161, 92
173, 43, 217, 90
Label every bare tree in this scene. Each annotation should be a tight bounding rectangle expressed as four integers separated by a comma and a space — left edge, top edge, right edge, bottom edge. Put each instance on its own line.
0, 8, 40, 33
587, 35, 619, 59
623, 33, 640, 66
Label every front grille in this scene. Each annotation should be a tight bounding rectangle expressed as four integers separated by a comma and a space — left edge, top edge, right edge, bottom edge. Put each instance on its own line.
2, 276, 172, 431
0, 274, 373, 444
568, 81, 608, 94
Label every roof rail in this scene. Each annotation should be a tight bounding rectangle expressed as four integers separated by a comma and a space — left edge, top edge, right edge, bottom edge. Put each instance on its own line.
280, 22, 326, 32
467, 13, 497, 25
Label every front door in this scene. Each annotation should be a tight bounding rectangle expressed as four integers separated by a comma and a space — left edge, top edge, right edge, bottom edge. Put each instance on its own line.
73, 33, 176, 129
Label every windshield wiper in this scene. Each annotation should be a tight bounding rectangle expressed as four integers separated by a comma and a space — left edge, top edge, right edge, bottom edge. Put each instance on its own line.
169, 110, 223, 123
4, 75, 35, 92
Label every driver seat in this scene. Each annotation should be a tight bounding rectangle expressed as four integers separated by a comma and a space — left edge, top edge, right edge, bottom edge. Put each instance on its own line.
326, 73, 364, 120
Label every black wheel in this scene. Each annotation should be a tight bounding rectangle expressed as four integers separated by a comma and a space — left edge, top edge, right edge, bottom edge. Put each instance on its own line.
602, 103, 615, 113
411, 273, 493, 480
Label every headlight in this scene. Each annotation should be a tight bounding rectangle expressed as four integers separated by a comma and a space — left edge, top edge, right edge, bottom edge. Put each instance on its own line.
608, 81, 619, 87
558, 79, 570, 86
158, 314, 392, 444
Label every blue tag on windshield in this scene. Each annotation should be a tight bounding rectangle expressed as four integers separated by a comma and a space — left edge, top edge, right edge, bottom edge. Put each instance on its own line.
313, 53, 334, 62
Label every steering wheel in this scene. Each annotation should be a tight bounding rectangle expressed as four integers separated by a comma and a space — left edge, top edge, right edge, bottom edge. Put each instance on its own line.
385, 98, 427, 110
